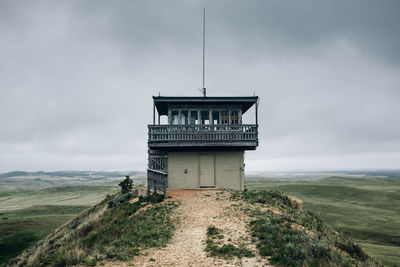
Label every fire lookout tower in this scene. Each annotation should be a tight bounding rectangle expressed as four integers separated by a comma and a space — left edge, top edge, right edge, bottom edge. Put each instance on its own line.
147, 95, 259, 196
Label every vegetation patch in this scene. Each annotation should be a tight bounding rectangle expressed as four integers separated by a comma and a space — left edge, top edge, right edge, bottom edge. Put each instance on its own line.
0, 231, 41, 266
205, 225, 254, 259
11, 192, 179, 266
0, 205, 88, 266
235, 190, 376, 267
232, 190, 301, 210
246, 176, 400, 266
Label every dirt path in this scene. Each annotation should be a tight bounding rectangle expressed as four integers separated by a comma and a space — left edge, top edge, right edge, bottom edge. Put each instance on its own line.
106, 189, 271, 267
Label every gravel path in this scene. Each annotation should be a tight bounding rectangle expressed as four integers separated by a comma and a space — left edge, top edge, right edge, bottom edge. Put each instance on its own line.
105, 189, 271, 267
129, 190, 268, 266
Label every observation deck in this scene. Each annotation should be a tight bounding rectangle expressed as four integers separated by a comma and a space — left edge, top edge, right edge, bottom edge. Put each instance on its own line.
148, 124, 258, 150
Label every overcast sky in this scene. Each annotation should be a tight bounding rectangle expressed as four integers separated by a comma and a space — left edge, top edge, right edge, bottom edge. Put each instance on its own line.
0, 0, 399, 172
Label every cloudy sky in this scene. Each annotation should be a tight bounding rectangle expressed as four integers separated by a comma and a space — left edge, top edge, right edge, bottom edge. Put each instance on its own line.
0, 0, 399, 172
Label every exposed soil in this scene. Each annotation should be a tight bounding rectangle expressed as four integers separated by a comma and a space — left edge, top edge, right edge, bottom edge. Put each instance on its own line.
104, 189, 272, 267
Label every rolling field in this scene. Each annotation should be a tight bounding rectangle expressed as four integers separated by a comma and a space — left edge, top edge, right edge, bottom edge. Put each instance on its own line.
246, 176, 400, 266
1, 172, 399, 266
0, 185, 117, 266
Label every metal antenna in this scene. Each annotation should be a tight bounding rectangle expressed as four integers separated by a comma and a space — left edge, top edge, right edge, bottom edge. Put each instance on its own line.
202, 8, 206, 97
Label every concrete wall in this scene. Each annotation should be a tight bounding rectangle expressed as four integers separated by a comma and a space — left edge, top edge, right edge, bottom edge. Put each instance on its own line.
168, 152, 200, 189
215, 151, 244, 190
168, 151, 244, 190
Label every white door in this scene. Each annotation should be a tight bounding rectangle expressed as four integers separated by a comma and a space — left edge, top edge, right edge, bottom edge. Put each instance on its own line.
200, 155, 215, 187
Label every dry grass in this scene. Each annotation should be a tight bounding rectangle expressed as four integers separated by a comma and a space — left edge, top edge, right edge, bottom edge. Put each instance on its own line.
10, 193, 177, 266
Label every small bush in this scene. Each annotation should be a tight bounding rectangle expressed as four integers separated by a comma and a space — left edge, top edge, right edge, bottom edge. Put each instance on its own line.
232, 190, 300, 210
107, 192, 134, 208
70, 220, 81, 230
118, 176, 133, 194
250, 216, 334, 266
296, 210, 327, 233
335, 235, 369, 261
45, 247, 87, 267
205, 225, 254, 259
147, 193, 165, 204
207, 226, 221, 237
86, 257, 97, 266
206, 240, 254, 259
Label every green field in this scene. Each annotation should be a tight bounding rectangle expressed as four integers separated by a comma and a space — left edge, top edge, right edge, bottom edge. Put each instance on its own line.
0, 186, 117, 266
1, 174, 400, 266
246, 176, 400, 266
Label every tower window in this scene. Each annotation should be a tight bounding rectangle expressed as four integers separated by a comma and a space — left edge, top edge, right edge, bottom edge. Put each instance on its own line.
172, 111, 179, 125
221, 111, 229, 125
181, 111, 188, 124
190, 111, 199, 125
231, 111, 238, 125
212, 111, 219, 124
201, 110, 209, 124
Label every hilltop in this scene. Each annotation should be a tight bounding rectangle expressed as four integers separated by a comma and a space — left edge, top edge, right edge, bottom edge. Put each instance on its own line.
10, 189, 377, 267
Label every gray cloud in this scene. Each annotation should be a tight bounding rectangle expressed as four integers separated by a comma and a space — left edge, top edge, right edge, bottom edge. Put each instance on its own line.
0, 0, 399, 172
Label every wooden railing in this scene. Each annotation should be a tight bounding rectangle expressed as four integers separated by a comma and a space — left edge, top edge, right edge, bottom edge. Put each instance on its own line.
148, 124, 258, 143
148, 155, 168, 172
147, 169, 167, 197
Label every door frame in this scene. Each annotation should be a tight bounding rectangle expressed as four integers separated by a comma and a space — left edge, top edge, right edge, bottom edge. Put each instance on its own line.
199, 153, 215, 188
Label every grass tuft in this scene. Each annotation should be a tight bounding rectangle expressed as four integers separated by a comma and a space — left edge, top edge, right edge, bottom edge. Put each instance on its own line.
205, 225, 254, 259
207, 226, 221, 237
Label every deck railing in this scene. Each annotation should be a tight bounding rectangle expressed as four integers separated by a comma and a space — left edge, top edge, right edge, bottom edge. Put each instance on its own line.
148, 155, 168, 172
147, 169, 167, 197
148, 124, 258, 143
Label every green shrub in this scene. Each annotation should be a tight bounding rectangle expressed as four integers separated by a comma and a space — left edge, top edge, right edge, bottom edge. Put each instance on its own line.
147, 193, 165, 204
251, 216, 335, 266
335, 235, 369, 261
296, 210, 327, 234
107, 192, 134, 208
70, 220, 81, 230
206, 240, 254, 259
207, 226, 221, 237
85, 257, 97, 266
118, 176, 133, 194
45, 247, 87, 267
234, 190, 301, 210
205, 225, 254, 259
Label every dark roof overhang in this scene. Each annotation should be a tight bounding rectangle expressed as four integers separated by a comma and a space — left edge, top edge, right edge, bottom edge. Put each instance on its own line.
153, 96, 258, 115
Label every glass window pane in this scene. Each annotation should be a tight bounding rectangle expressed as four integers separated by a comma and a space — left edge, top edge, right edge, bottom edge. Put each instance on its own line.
201, 110, 209, 124
172, 111, 179, 125
221, 110, 229, 125
212, 111, 219, 124
181, 111, 188, 125
190, 111, 198, 125
231, 110, 238, 125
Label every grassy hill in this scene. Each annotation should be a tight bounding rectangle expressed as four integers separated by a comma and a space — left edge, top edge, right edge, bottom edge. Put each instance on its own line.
9, 190, 378, 267
246, 176, 400, 266
10, 192, 178, 266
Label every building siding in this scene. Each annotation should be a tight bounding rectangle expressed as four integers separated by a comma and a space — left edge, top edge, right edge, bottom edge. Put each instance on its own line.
168, 151, 244, 190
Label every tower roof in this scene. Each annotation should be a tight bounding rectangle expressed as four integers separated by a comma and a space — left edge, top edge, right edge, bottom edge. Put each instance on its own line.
153, 96, 258, 115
